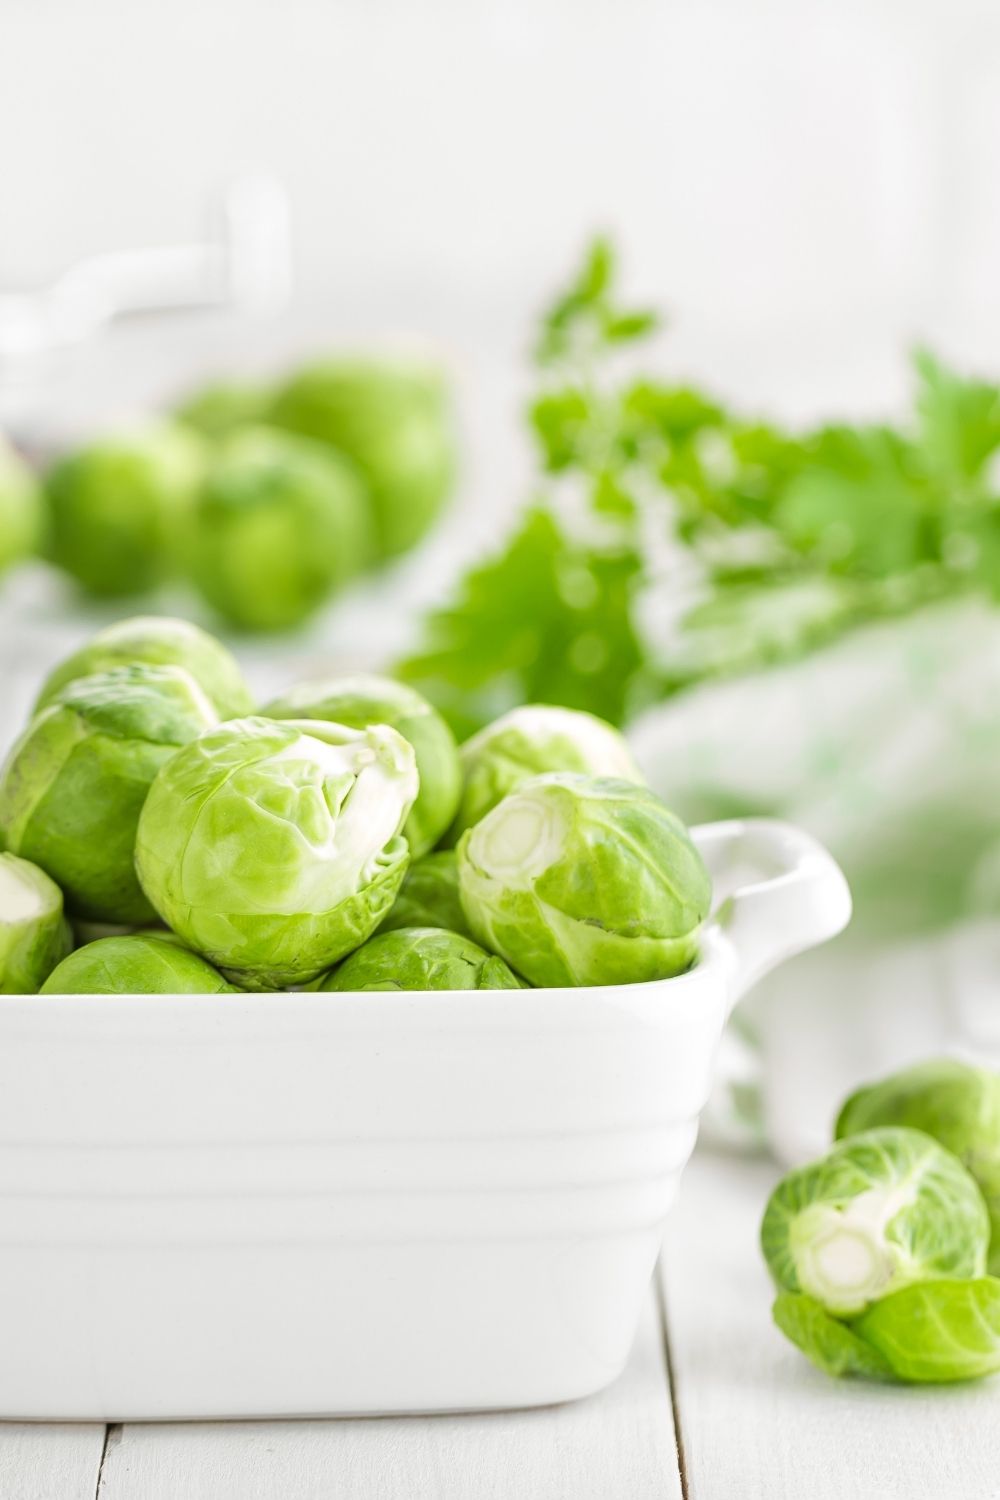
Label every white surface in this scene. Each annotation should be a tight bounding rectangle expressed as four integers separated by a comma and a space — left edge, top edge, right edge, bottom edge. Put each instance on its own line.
0, 819, 847, 1420
92, 1301, 682, 1500
4, 0, 1000, 480
0, 1424, 105, 1500
3, 1151, 999, 1497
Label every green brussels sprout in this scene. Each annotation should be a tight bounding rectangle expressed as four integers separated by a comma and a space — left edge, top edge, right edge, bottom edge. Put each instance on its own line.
135, 716, 417, 988
379, 851, 470, 938
34, 615, 253, 720
457, 774, 711, 988
40, 933, 236, 994
773, 1280, 1000, 1385
187, 428, 371, 631
175, 380, 269, 441
0, 852, 72, 993
320, 925, 522, 991
44, 422, 204, 597
0, 435, 44, 577
444, 704, 643, 847
761, 1127, 990, 1318
835, 1058, 1000, 1275
0, 664, 218, 923
263, 674, 460, 857
269, 357, 454, 558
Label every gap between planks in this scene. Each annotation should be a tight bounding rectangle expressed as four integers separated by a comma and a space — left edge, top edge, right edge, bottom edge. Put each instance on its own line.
655, 1271, 689, 1500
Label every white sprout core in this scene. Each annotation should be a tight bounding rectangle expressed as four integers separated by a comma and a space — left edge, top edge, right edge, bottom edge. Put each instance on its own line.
793, 1184, 916, 1316
0, 859, 48, 925
468, 789, 567, 887
265, 725, 418, 905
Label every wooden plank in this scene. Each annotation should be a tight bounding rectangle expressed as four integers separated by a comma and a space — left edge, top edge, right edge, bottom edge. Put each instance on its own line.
660, 1150, 1000, 1500
98, 1295, 680, 1500
0, 1423, 107, 1500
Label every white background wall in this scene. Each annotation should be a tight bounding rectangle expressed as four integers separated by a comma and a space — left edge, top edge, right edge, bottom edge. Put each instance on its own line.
2, 0, 1000, 531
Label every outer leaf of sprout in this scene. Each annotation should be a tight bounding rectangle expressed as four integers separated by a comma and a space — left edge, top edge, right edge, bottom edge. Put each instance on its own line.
772, 1293, 894, 1381
852, 1278, 1000, 1384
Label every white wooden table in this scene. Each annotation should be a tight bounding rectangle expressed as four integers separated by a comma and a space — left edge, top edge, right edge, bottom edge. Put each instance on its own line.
3, 1151, 998, 1500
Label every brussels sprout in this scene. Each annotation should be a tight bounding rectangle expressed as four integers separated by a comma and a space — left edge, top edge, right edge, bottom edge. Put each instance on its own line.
444, 704, 643, 846
41, 933, 236, 994
0, 664, 218, 923
175, 381, 269, 441
761, 1127, 990, 1318
774, 1280, 1000, 1385
0, 852, 72, 993
44, 422, 204, 597
457, 774, 711, 988
135, 716, 417, 987
34, 615, 253, 720
263, 674, 459, 857
835, 1058, 1000, 1275
187, 428, 371, 631
0, 435, 44, 577
269, 357, 454, 557
320, 926, 522, 991
379, 850, 470, 938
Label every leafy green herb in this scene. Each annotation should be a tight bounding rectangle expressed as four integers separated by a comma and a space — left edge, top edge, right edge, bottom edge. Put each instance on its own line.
398, 507, 648, 740
399, 240, 1000, 732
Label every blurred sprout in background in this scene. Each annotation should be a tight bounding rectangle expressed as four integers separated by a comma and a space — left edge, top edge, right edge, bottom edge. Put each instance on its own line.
0, 177, 458, 641
45, 422, 205, 598
0, 435, 44, 580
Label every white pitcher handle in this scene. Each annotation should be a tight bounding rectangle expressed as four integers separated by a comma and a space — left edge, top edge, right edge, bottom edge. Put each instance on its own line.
691, 819, 852, 1006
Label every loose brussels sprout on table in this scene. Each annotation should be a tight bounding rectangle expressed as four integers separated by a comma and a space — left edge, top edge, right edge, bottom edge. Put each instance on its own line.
34, 615, 253, 720
379, 851, 470, 938
41, 933, 237, 995
836, 1058, 1000, 1275
457, 773, 711, 988
319, 926, 522, 991
135, 716, 418, 988
187, 429, 371, 632
269, 357, 454, 559
0, 664, 218, 923
444, 704, 643, 847
761, 1126, 989, 1317
44, 423, 204, 598
0, 435, 44, 579
264, 674, 460, 857
0, 852, 72, 993
763, 1124, 1000, 1384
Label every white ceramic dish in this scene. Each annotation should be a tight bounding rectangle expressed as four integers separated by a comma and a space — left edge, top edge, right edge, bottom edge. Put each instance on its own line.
0, 819, 849, 1421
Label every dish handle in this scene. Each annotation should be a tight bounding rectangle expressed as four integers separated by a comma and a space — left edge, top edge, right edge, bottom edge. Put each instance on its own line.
691, 818, 852, 1008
